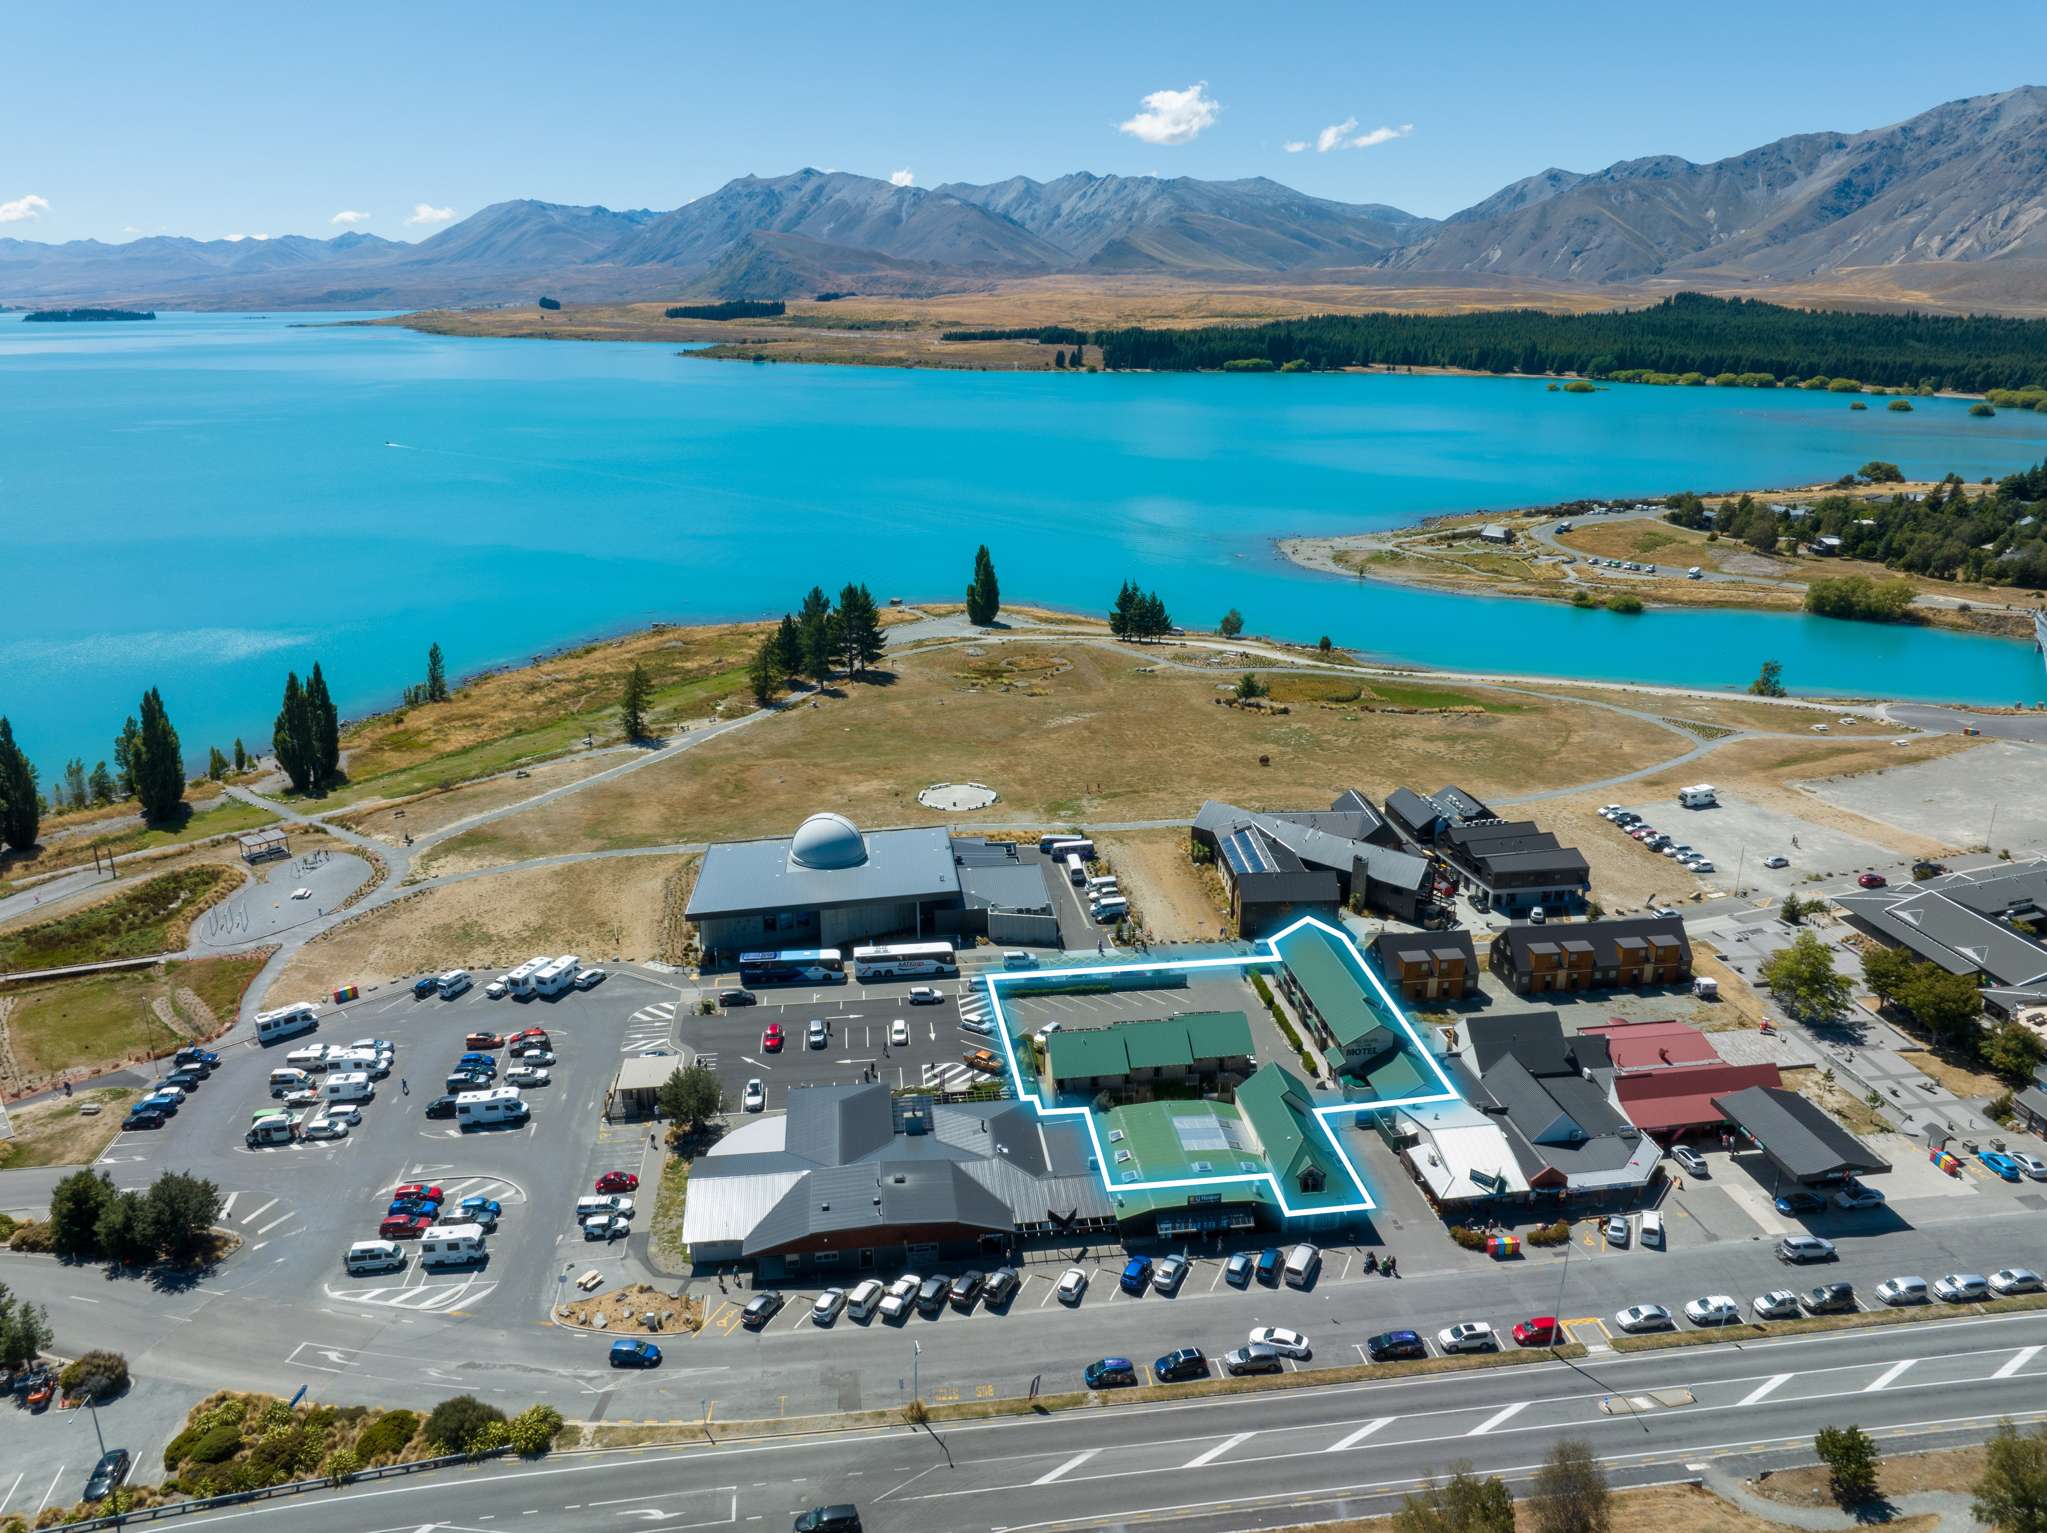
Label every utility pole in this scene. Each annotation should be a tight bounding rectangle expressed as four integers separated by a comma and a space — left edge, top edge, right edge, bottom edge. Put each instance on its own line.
1733, 843, 1747, 899
1987, 803, 1999, 853
912, 1339, 922, 1408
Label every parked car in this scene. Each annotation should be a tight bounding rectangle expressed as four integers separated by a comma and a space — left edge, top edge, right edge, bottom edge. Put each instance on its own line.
174, 1046, 220, 1068
1153, 1348, 1208, 1383
574, 967, 607, 990
948, 1272, 986, 1311
741, 1293, 785, 1330
1224, 1252, 1255, 1287
2010, 1153, 2047, 1181
1256, 1247, 1284, 1285
582, 1213, 628, 1240
1057, 1267, 1089, 1305
1083, 1357, 1137, 1389
458, 1196, 502, 1226
1799, 1282, 1857, 1314
1511, 1316, 1559, 1346
392, 1181, 442, 1202
1857, 872, 1888, 889
413, 976, 441, 998
807, 1019, 830, 1050
302, 1117, 348, 1141
1437, 1322, 1498, 1353
719, 989, 757, 1007
1366, 1329, 1428, 1362
1978, 1151, 2025, 1182
906, 986, 943, 1005
1152, 1255, 1189, 1295
379, 1214, 432, 1240
742, 1079, 766, 1113
1777, 1235, 1838, 1263
762, 1023, 784, 1053
510, 1044, 554, 1065
609, 1339, 662, 1369
1120, 1256, 1153, 1294
1614, 1304, 1674, 1333
595, 1171, 639, 1194
1934, 1273, 1990, 1303
463, 1031, 503, 1050
1774, 1191, 1826, 1216
424, 1095, 458, 1119
388, 1197, 440, 1219
121, 1107, 168, 1131
164, 1068, 206, 1091
486, 978, 509, 999
1752, 1289, 1801, 1320
507, 1066, 552, 1088
1248, 1326, 1311, 1359
1875, 1276, 1928, 1306
879, 1276, 920, 1323
1603, 1214, 1630, 1248
983, 1268, 1021, 1309
811, 1289, 847, 1325
1639, 1211, 1665, 1249
82, 1449, 132, 1502
1992, 1268, 2044, 1295
1670, 1145, 1709, 1177
1223, 1344, 1283, 1377
793, 1507, 861, 1533
456, 1051, 497, 1071
1685, 1295, 1741, 1326
1763, 855, 1790, 869
1834, 1182, 1886, 1210
962, 1048, 1002, 1075
915, 1276, 950, 1316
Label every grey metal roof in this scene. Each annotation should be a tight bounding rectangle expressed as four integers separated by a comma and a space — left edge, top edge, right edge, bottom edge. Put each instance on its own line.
1429, 785, 1494, 823
1492, 916, 1690, 975
1837, 880, 2047, 987
1464, 1010, 1572, 1076
1373, 928, 1477, 968
686, 822, 960, 919
953, 841, 1054, 915
1712, 1085, 1890, 1181
1383, 788, 1441, 837
613, 1056, 681, 1093
1330, 789, 1390, 840
784, 1085, 898, 1165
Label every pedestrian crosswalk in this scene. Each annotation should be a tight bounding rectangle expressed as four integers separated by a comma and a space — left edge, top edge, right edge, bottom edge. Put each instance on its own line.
621, 998, 677, 1054
692, 1053, 718, 1072
328, 1276, 499, 1312
958, 995, 992, 1025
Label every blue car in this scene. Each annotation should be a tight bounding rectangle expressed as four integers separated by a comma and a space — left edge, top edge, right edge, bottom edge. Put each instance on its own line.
609, 1339, 661, 1368
139, 1092, 180, 1116
1979, 1150, 2024, 1182
388, 1197, 440, 1219
1255, 1247, 1283, 1285
1119, 1256, 1153, 1294
458, 1196, 502, 1225
457, 1052, 496, 1070
413, 976, 440, 998
1083, 1356, 1137, 1388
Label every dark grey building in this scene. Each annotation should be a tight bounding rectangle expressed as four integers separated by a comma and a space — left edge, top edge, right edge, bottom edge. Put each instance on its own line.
1438, 820, 1591, 918
1712, 1084, 1890, 1187
1836, 859, 2047, 1018
1194, 790, 1437, 935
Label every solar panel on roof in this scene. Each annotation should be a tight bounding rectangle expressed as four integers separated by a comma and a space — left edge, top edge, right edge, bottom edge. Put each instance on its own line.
1174, 1116, 1230, 1153
1222, 828, 1277, 877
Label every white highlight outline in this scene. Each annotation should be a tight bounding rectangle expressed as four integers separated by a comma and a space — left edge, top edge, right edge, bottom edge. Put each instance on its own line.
984, 915, 1463, 1218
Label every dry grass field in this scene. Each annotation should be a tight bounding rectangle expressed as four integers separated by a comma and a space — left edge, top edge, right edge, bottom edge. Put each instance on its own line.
272, 854, 693, 997
416, 642, 1680, 875
1303, 1480, 1938, 1533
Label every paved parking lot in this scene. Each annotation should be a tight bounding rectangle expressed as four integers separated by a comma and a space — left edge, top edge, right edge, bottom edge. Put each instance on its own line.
1610, 794, 1895, 902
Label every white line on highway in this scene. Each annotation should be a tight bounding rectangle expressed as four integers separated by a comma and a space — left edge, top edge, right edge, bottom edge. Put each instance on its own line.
1864, 1359, 1915, 1393
1996, 1346, 2043, 1379
1032, 1449, 1100, 1485
1183, 1432, 1254, 1468
1327, 1418, 1393, 1452
1739, 1373, 1792, 1406
1467, 1401, 1527, 1436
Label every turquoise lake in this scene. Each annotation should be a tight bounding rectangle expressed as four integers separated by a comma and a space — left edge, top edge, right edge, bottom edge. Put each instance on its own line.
4, 311, 2046, 776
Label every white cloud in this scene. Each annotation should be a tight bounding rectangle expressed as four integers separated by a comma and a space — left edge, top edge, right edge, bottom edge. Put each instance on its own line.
330, 209, 372, 226
1315, 118, 1358, 153
0, 193, 50, 223
889, 168, 915, 188
1307, 118, 1414, 152
1350, 122, 1414, 149
1282, 140, 1308, 154
1117, 82, 1220, 146
406, 202, 456, 227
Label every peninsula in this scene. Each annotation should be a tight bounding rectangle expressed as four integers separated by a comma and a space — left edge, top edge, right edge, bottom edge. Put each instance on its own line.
22, 307, 156, 322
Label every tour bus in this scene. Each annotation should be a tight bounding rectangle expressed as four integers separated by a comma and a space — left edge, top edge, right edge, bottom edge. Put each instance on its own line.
418, 1223, 488, 1268
851, 942, 959, 981
1042, 835, 1095, 861
456, 1086, 527, 1129
1065, 853, 1088, 886
531, 956, 581, 998
737, 949, 846, 986
505, 956, 549, 999
254, 1003, 319, 1046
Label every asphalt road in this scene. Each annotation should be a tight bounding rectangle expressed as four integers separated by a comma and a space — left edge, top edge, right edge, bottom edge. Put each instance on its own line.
112, 1309, 2047, 1533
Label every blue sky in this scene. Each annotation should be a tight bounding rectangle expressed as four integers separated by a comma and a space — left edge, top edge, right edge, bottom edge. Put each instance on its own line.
6, 2, 2043, 244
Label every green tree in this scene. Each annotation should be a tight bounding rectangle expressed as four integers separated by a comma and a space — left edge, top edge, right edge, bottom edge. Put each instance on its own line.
773, 614, 804, 679
273, 672, 318, 794
1974, 1421, 2047, 1533
1858, 460, 1904, 484
60, 758, 88, 813
232, 738, 248, 772
88, 761, 116, 806
95, 1189, 155, 1267
1234, 671, 1268, 700
307, 663, 341, 784
1110, 579, 1139, 637
1814, 1424, 1881, 1505
426, 642, 449, 703
620, 661, 653, 741
797, 586, 835, 689
657, 1063, 724, 1131
1897, 961, 1985, 1046
1984, 1019, 2047, 1083
0, 1281, 53, 1371
0, 717, 41, 850
1780, 893, 1809, 926
113, 715, 141, 799
1393, 1466, 1515, 1533
59, 1349, 129, 1401
1860, 944, 1917, 1006
133, 687, 185, 822
48, 1169, 116, 1261
1759, 930, 1852, 1021
1527, 1438, 1610, 1533
1749, 659, 1787, 697
965, 545, 1002, 626
143, 1170, 224, 1268
835, 583, 887, 677
1219, 608, 1245, 638
424, 1395, 506, 1453
747, 637, 785, 708
206, 746, 230, 781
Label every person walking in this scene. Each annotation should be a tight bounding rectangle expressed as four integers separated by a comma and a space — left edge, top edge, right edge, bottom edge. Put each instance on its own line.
401, 1077, 409, 1095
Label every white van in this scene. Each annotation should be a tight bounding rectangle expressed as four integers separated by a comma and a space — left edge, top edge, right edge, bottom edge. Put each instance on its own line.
418, 1223, 487, 1268
456, 1086, 527, 1129
1091, 897, 1129, 923
532, 956, 580, 998
438, 969, 472, 999
322, 1072, 374, 1103
344, 1240, 406, 1275
575, 1194, 633, 1220
845, 1278, 886, 1320
1640, 1210, 1666, 1249
254, 1003, 319, 1045
1284, 1243, 1322, 1288
284, 1045, 329, 1073
246, 1116, 296, 1148
1001, 950, 1039, 970
268, 1066, 311, 1096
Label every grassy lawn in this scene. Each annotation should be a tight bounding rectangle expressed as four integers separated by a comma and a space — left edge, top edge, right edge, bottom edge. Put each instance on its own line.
11, 799, 279, 877
0, 865, 238, 970
649, 1153, 689, 1268
165, 953, 269, 1026
421, 643, 1675, 872
0, 1087, 140, 1170
1557, 521, 1702, 562
0, 954, 263, 1086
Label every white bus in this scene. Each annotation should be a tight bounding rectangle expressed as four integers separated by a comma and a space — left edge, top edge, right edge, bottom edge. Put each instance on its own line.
255, 1003, 320, 1046
1045, 836, 1095, 861
1065, 853, 1088, 887
532, 955, 581, 998
505, 956, 550, 999
852, 942, 959, 981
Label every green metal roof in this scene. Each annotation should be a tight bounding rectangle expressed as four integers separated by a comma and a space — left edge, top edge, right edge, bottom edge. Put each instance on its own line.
1275, 924, 1396, 1053
1232, 1062, 1354, 1212
1121, 1020, 1196, 1072
1178, 1010, 1254, 1061
1044, 1012, 1254, 1085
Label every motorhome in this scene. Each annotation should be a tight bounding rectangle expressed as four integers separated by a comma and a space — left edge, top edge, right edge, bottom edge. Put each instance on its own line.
321, 1072, 374, 1103
1677, 785, 1718, 808
331, 1049, 388, 1078
267, 1066, 311, 1096
418, 1223, 488, 1268
254, 1003, 319, 1045
532, 956, 581, 998
456, 1087, 527, 1129
505, 957, 548, 999
1090, 896, 1129, 923
284, 1045, 329, 1073
245, 1116, 296, 1148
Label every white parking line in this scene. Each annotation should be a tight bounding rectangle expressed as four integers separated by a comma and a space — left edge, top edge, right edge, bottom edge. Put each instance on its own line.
220, 1192, 240, 1218
1184, 1432, 1254, 1469
1327, 1418, 1393, 1452
1865, 1359, 1914, 1393
1995, 1346, 2043, 1380
34, 1468, 63, 1517
1467, 1402, 1527, 1436
240, 1197, 279, 1225
256, 1214, 294, 1236
0, 1470, 21, 1515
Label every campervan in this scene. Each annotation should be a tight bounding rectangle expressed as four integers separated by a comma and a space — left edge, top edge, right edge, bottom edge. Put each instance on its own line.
532, 956, 581, 998
268, 1067, 311, 1096
321, 1072, 373, 1103
1091, 897, 1129, 923
1677, 785, 1718, 808
284, 1045, 329, 1073
245, 1116, 296, 1148
456, 1087, 527, 1129
418, 1223, 487, 1268
254, 1003, 319, 1045
505, 957, 548, 1000
344, 1240, 406, 1275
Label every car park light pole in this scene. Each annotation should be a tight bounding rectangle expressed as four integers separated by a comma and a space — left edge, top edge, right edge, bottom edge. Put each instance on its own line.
911, 1339, 921, 1408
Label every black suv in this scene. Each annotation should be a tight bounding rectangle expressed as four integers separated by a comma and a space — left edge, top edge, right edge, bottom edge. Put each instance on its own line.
793, 1508, 860, 1533
720, 989, 758, 1007
1154, 1348, 1208, 1383
423, 1095, 458, 1120
163, 1068, 205, 1091
741, 1292, 785, 1330
947, 1271, 985, 1311
1366, 1329, 1427, 1362
915, 1276, 950, 1315
83, 1449, 131, 1501
1800, 1282, 1857, 1315
122, 1107, 167, 1131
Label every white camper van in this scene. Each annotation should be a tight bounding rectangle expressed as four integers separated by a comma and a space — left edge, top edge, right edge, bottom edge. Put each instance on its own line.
254, 1003, 319, 1045
1677, 784, 1718, 808
321, 1072, 374, 1103
505, 957, 547, 1000
418, 1223, 487, 1268
532, 956, 580, 998
456, 1087, 527, 1129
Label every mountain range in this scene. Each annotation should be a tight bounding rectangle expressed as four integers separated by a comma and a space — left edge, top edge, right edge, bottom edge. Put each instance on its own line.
5, 86, 2046, 311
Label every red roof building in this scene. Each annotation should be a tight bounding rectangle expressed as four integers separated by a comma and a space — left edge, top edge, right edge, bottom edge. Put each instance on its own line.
1615, 1062, 1783, 1138
1581, 1018, 1719, 1072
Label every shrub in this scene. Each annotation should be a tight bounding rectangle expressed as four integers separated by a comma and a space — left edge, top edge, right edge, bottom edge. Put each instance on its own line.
354, 1409, 419, 1462
1604, 594, 1644, 615
1450, 1226, 1490, 1251
7, 1220, 52, 1253
322, 1447, 362, 1485
1526, 1220, 1573, 1247
424, 1395, 505, 1454
1814, 1424, 1881, 1504
184, 1423, 245, 1466
469, 1419, 513, 1454
58, 1350, 128, 1401
506, 1404, 565, 1457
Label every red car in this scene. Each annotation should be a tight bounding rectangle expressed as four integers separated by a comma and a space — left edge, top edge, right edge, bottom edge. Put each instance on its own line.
595, 1171, 639, 1194
1512, 1316, 1560, 1347
511, 1027, 548, 1045
379, 1214, 432, 1240
761, 1023, 784, 1053
1857, 872, 1888, 889
392, 1183, 444, 1204
464, 1031, 504, 1050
